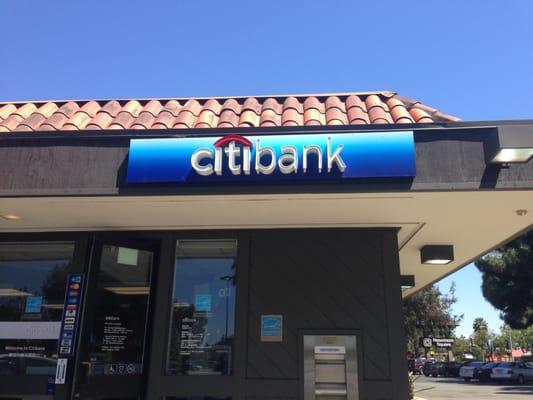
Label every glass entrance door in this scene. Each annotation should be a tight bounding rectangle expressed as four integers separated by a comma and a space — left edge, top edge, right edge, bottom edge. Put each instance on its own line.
73, 238, 157, 400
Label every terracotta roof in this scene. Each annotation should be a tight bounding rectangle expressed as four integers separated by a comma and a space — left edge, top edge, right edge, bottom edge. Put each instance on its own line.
0, 91, 460, 133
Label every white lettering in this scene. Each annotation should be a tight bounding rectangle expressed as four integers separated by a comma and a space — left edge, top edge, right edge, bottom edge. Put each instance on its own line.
303, 145, 322, 173
242, 146, 251, 175
327, 137, 346, 173
214, 147, 223, 176
255, 139, 276, 175
278, 146, 298, 174
191, 149, 214, 176
224, 141, 242, 175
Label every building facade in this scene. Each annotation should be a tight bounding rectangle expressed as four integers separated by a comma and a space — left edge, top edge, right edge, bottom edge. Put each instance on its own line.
0, 92, 532, 400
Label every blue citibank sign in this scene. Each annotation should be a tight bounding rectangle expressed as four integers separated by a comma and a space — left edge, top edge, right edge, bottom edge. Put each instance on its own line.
127, 131, 416, 184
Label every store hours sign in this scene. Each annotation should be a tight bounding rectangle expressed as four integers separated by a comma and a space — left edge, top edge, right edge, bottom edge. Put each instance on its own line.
126, 131, 416, 184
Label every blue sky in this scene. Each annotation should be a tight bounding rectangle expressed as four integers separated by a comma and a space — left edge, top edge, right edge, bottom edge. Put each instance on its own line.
1, 1, 532, 337
437, 264, 503, 337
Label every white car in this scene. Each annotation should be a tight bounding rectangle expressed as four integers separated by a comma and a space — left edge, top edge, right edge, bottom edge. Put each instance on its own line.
459, 361, 485, 381
491, 362, 515, 381
512, 362, 533, 384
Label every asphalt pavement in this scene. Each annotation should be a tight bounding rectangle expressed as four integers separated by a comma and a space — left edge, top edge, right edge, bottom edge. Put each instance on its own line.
413, 375, 533, 400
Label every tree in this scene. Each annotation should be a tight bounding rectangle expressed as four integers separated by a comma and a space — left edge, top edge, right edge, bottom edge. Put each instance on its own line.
452, 335, 470, 360
475, 230, 533, 329
472, 317, 489, 360
403, 283, 462, 355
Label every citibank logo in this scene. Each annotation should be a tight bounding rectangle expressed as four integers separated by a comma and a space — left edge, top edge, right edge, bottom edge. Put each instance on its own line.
191, 134, 346, 176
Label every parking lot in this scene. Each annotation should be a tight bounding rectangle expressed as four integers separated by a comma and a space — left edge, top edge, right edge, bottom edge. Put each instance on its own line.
414, 375, 533, 400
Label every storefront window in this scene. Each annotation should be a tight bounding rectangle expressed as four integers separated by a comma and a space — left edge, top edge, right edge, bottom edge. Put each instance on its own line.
81, 244, 153, 377
166, 240, 237, 375
0, 242, 74, 376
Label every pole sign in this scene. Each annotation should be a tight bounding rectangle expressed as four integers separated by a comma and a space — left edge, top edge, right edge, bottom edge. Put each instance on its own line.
127, 131, 416, 184
55, 274, 84, 385
57, 274, 84, 357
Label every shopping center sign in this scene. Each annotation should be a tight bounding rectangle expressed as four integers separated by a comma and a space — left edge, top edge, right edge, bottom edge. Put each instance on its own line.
127, 131, 416, 184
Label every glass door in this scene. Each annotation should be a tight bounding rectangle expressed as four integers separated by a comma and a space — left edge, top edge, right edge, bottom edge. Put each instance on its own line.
73, 238, 157, 400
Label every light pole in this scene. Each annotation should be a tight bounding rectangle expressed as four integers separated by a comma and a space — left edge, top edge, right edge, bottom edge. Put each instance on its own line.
219, 275, 233, 341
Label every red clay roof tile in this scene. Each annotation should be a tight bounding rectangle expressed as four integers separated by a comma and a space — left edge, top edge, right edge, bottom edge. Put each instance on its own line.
0, 91, 459, 133
14, 113, 46, 131
204, 99, 222, 116
57, 102, 80, 118
62, 111, 92, 130
304, 107, 324, 125
101, 100, 122, 117
0, 104, 17, 120
196, 109, 218, 128
152, 110, 175, 129
283, 97, 303, 113
86, 112, 113, 130
163, 100, 181, 116
218, 109, 240, 128
282, 108, 303, 126
141, 100, 163, 117
260, 108, 282, 127
326, 107, 348, 125
262, 98, 283, 114
131, 111, 156, 129
174, 109, 197, 128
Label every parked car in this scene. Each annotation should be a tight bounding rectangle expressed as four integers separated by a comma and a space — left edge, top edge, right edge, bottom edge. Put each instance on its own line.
473, 362, 500, 381
429, 362, 445, 377
512, 362, 533, 384
423, 361, 435, 376
491, 362, 517, 382
412, 358, 425, 375
459, 361, 485, 381
442, 361, 462, 377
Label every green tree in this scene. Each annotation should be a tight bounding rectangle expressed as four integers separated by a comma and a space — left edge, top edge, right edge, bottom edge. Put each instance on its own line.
472, 317, 489, 360
475, 230, 533, 328
452, 335, 471, 360
403, 283, 462, 355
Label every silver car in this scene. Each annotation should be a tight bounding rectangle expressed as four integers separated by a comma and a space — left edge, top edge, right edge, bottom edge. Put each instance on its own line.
511, 362, 533, 385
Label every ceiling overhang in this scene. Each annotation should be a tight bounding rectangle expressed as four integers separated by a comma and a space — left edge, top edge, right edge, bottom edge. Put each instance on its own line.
0, 190, 531, 296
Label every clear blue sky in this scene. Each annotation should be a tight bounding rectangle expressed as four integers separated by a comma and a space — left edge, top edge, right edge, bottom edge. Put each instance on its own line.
2, 1, 532, 336
437, 264, 503, 337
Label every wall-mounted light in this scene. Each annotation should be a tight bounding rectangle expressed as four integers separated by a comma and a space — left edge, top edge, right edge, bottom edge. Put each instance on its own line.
400, 275, 415, 290
486, 125, 533, 164
420, 245, 454, 265
0, 214, 22, 221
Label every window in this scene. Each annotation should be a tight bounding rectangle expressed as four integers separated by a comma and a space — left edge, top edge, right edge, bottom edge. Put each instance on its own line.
0, 242, 74, 376
166, 240, 237, 375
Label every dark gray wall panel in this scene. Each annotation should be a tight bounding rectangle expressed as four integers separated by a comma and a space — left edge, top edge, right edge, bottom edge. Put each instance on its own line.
245, 229, 407, 400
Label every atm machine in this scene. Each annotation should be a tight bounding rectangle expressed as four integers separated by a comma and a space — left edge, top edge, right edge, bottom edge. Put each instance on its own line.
303, 335, 359, 400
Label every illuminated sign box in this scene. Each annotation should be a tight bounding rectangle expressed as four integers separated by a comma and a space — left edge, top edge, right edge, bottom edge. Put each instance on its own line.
127, 131, 416, 184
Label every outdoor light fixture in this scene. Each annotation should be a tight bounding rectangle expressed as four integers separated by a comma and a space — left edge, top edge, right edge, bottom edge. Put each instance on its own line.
0, 214, 22, 221
400, 275, 415, 290
485, 125, 533, 164
420, 245, 454, 265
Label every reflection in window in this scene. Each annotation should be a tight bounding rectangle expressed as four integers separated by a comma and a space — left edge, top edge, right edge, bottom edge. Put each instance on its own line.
0, 242, 74, 376
166, 240, 237, 376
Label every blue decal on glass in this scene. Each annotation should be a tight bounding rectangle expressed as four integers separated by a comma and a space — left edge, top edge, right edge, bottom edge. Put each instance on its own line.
25, 296, 43, 313
195, 294, 212, 312
127, 131, 416, 184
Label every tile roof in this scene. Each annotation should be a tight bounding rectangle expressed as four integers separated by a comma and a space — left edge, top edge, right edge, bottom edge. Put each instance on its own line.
0, 91, 460, 133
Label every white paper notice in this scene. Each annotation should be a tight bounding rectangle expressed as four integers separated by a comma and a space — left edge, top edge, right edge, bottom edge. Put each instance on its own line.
117, 247, 139, 266
55, 358, 68, 384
